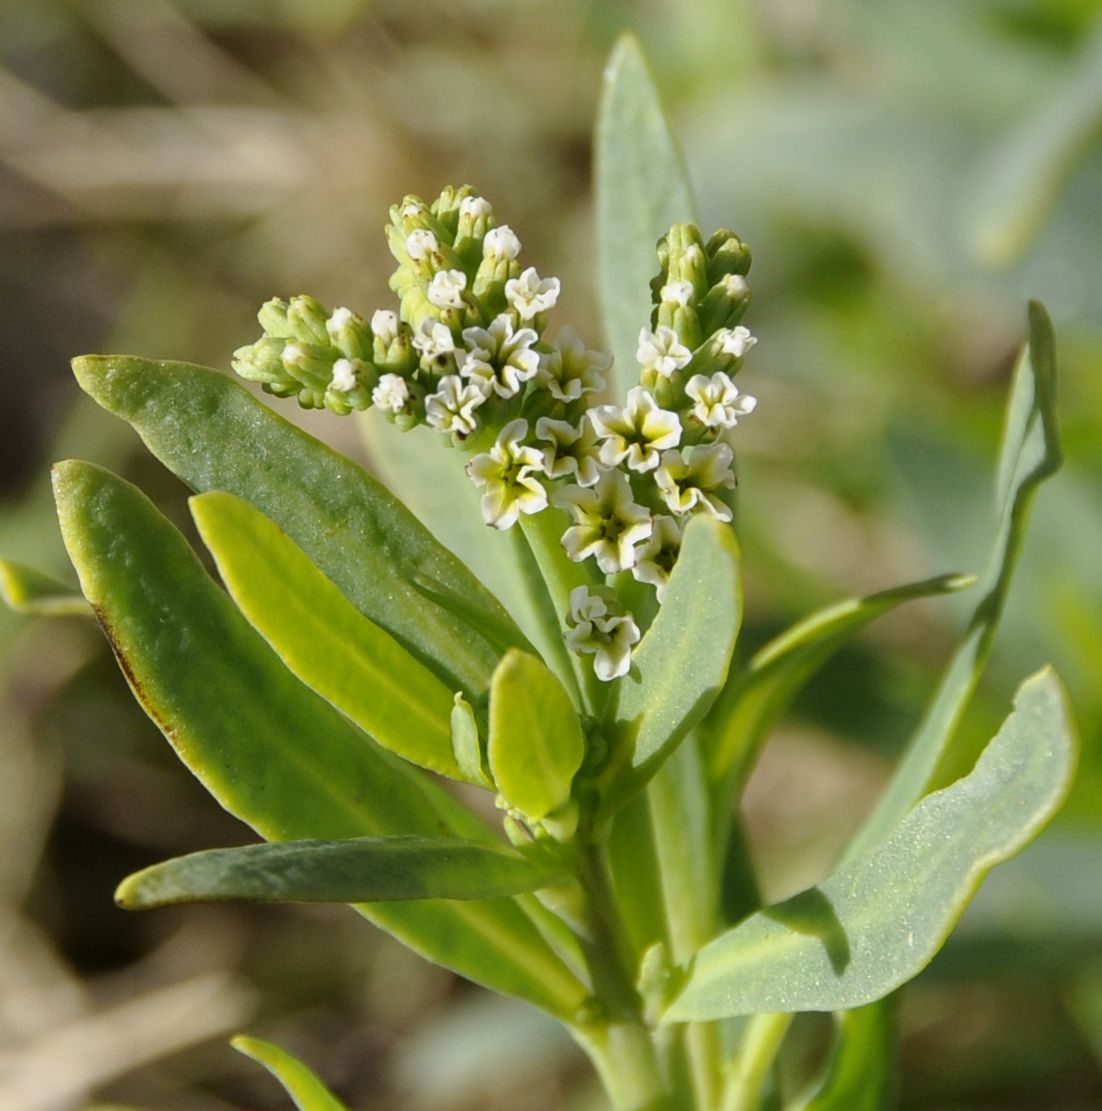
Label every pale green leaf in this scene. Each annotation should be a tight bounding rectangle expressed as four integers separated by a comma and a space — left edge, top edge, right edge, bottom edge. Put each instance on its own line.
0, 559, 90, 617
232, 1036, 349, 1111
116, 836, 568, 908
489, 650, 585, 821
842, 302, 1060, 865
665, 668, 1076, 1020
191, 490, 461, 780
596, 33, 696, 395
451, 693, 494, 789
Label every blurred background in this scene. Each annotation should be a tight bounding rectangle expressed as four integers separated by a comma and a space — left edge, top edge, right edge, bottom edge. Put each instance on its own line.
2, 0, 1101, 1107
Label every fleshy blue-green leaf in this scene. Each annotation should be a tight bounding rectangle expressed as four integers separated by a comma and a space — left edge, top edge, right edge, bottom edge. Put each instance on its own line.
666, 668, 1076, 1020
0, 559, 90, 616
71, 356, 525, 694
190, 490, 461, 780
842, 302, 1060, 865
116, 836, 568, 908
489, 649, 585, 821
596, 33, 696, 395
601, 516, 741, 815
53, 460, 588, 1020
790, 999, 898, 1111
232, 1036, 349, 1111
704, 572, 974, 788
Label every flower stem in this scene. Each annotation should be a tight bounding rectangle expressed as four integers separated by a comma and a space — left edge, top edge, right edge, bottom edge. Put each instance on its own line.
719, 1012, 793, 1111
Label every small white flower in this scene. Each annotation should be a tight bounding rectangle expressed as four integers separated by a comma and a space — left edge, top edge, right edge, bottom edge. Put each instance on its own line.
505, 267, 561, 321
427, 269, 468, 310
721, 273, 750, 301
590, 386, 682, 473
405, 228, 439, 262
372, 373, 410, 413
460, 195, 493, 219
466, 419, 548, 529
685, 371, 757, 429
535, 415, 603, 487
329, 358, 358, 393
327, 307, 355, 335
536, 326, 611, 403
412, 319, 457, 362
637, 325, 692, 378
400, 201, 425, 220
719, 325, 756, 358
655, 443, 736, 522
660, 280, 694, 307
483, 225, 521, 260
371, 309, 399, 347
632, 515, 682, 601
554, 469, 653, 573
460, 314, 540, 398
564, 586, 640, 682
425, 375, 487, 436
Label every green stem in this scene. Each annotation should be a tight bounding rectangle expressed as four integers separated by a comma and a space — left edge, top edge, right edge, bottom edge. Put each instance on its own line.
719, 1012, 793, 1111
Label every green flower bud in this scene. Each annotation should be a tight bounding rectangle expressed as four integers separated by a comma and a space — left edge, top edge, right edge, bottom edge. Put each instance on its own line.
257, 297, 294, 338
286, 295, 330, 347
282, 341, 335, 390
705, 229, 752, 281
698, 271, 751, 335
325, 306, 372, 361
430, 184, 474, 241
453, 191, 496, 271
232, 337, 296, 393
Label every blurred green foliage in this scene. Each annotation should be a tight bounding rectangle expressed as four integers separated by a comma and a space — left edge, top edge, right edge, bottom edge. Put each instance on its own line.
2, 0, 1100, 1107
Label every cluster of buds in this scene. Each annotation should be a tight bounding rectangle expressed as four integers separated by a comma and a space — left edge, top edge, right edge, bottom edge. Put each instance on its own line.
232, 188, 758, 682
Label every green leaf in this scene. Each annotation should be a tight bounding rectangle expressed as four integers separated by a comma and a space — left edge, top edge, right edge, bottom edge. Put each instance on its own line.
595, 33, 696, 395
602, 516, 741, 815
790, 999, 898, 1111
232, 1036, 349, 1111
190, 490, 461, 780
116, 836, 568, 908
71, 356, 524, 694
53, 460, 588, 1020
451, 693, 494, 789
0, 559, 90, 616
489, 650, 585, 821
665, 668, 1076, 1021
842, 302, 1061, 866
704, 572, 974, 787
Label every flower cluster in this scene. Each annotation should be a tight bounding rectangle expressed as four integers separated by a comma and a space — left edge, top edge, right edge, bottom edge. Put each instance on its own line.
232, 188, 757, 680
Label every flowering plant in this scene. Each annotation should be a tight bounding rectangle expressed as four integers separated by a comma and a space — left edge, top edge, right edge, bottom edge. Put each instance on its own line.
5, 35, 1075, 1110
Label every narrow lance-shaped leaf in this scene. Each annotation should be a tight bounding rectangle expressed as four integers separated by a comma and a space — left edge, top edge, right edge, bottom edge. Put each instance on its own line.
232, 1036, 350, 1111
489, 649, 585, 821
600, 516, 741, 817
842, 301, 1060, 866
665, 668, 1076, 1021
116, 836, 569, 909
53, 460, 588, 1021
0, 559, 90, 617
191, 490, 462, 781
71, 356, 528, 694
596, 33, 696, 395
703, 572, 975, 789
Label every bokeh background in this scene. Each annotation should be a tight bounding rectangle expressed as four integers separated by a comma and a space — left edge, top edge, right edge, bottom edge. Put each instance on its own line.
2, 1, 1102, 1107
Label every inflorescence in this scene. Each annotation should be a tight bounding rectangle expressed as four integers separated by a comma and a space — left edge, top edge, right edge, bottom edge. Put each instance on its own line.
233, 186, 757, 682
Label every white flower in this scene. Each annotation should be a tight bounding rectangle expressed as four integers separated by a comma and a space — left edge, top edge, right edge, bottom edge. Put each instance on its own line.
590, 386, 682, 473
660, 280, 694, 307
425, 375, 487, 436
460, 314, 540, 399
466, 419, 548, 529
483, 225, 521, 260
427, 269, 468, 310
400, 201, 425, 220
505, 267, 561, 321
536, 326, 611, 403
636, 325, 693, 378
371, 309, 399, 348
412, 319, 457, 363
719, 325, 756, 358
372, 373, 410, 413
329, 358, 358, 392
564, 586, 640, 682
655, 443, 736, 522
405, 228, 439, 262
535, 416, 603, 487
632, 515, 682, 601
327, 307, 355, 336
460, 196, 493, 219
554, 469, 652, 573
685, 371, 757, 429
